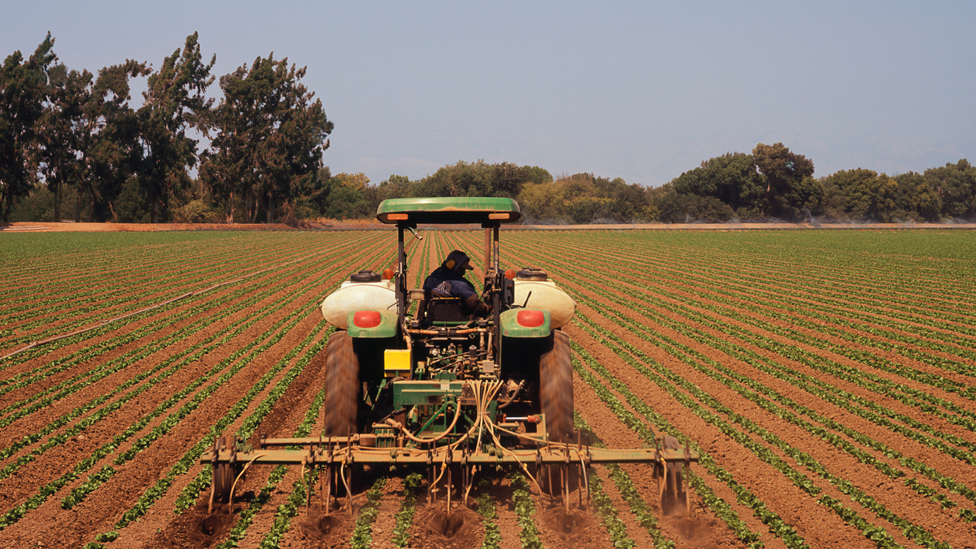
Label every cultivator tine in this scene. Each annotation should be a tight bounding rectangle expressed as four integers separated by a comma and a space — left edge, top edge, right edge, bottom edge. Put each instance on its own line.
461, 440, 470, 507
670, 463, 678, 503
346, 427, 353, 515
656, 436, 666, 510
534, 448, 542, 494
464, 450, 469, 507
325, 438, 334, 515
546, 464, 562, 507
446, 445, 453, 514
685, 440, 692, 515
316, 435, 322, 514
226, 436, 238, 513
545, 444, 555, 506
427, 447, 434, 505
576, 429, 583, 509
446, 465, 453, 514
581, 440, 592, 506
208, 436, 221, 514
562, 447, 570, 511
345, 463, 353, 515
303, 446, 311, 513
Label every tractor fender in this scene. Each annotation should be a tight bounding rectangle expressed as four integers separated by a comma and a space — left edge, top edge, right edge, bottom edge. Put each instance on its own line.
347, 309, 399, 338
500, 309, 551, 338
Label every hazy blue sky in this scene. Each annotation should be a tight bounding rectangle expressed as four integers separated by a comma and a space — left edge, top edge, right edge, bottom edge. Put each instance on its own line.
4, 1, 974, 186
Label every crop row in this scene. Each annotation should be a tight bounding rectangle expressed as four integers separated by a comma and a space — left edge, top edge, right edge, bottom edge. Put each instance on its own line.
576, 311, 948, 548
548, 244, 976, 513
559, 232, 976, 388
0, 278, 329, 530
491, 231, 971, 547
572, 232, 976, 353
84, 315, 331, 546
573, 411, 675, 549
0, 232, 394, 544
0, 233, 378, 439
508, 232, 976, 445
0, 232, 372, 370
0, 233, 331, 341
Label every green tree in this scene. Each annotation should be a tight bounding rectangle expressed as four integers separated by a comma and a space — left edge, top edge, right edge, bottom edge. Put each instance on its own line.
752, 142, 815, 219
201, 53, 331, 222
559, 173, 596, 199
670, 153, 766, 216
378, 174, 411, 199
331, 172, 369, 191
522, 165, 552, 185
414, 160, 528, 198
138, 33, 215, 223
76, 60, 150, 222
924, 159, 976, 218
36, 62, 92, 221
822, 168, 887, 220
318, 172, 371, 218
492, 162, 529, 197
516, 181, 564, 222
0, 34, 56, 222
866, 174, 899, 222
563, 196, 611, 224
782, 175, 825, 220
654, 186, 735, 223
300, 166, 334, 217
893, 172, 941, 222
359, 174, 413, 214
514, 172, 650, 223
425, 160, 493, 197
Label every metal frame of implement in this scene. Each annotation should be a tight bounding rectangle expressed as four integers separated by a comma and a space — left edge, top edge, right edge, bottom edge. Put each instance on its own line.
202, 424, 697, 514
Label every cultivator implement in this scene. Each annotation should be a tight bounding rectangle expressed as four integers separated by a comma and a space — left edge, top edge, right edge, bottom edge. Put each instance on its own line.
202, 380, 698, 514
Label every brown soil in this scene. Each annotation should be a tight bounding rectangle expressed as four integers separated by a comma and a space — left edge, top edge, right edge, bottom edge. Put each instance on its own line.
407, 506, 484, 549
3, 227, 975, 549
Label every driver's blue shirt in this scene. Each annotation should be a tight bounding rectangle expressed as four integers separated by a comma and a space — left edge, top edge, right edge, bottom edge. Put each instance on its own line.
423, 266, 477, 302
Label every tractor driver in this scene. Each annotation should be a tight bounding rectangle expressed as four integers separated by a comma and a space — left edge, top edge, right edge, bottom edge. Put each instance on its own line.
423, 250, 489, 316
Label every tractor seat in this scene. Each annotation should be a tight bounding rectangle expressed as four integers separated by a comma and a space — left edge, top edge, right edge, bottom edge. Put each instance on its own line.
424, 292, 467, 322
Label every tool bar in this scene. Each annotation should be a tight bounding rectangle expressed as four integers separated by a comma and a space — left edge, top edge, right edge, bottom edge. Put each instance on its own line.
201, 446, 697, 466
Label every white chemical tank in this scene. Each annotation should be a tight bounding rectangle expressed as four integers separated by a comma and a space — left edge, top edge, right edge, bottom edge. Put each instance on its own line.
511, 268, 576, 328
321, 271, 397, 330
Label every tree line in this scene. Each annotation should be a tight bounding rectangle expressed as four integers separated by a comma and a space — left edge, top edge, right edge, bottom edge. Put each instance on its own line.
299, 148, 974, 225
657, 144, 975, 223
3, 35, 973, 225
1, 33, 331, 224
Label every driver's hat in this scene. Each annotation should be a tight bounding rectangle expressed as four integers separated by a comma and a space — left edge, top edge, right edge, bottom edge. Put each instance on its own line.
444, 250, 474, 272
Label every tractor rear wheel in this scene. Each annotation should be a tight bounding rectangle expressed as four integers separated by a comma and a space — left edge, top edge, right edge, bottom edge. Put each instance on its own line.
539, 330, 573, 444
323, 331, 362, 500
324, 331, 360, 437
537, 330, 577, 502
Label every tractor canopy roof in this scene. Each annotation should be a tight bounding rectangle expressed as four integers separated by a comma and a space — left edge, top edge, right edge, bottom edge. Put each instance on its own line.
376, 197, 521, 225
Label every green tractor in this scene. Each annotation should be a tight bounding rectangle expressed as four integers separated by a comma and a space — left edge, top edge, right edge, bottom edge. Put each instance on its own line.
203, 197, 696, 514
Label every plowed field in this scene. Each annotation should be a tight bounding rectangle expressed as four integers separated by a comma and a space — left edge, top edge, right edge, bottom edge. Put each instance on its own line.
1, 229, 975, 549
